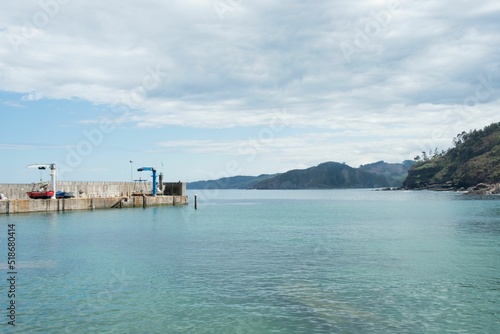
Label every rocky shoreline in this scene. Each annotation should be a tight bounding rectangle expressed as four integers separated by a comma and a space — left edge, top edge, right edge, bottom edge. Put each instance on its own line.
464, 183, 500, 195
378, 182, 500, 195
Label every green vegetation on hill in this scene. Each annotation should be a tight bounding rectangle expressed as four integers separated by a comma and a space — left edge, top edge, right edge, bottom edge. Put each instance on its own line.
187, 174, 276, 190
188, 161, 413, 190
403, 122, 500, 189
252, 162, 391, 189
359, 160, 414, 187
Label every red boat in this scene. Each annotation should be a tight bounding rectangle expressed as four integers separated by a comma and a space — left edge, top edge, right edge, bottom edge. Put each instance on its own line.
27, 190, 55, 199
26, 182, 55, 199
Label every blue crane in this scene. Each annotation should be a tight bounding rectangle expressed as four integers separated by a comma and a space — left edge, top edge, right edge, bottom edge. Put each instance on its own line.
137, 167, 158, 196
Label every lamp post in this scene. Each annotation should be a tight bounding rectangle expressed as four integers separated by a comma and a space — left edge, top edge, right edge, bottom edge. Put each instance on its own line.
130, 160, 133, 182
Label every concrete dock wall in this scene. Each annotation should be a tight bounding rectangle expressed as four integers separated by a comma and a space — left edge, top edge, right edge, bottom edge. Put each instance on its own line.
0, 181, 186, 200
0, 195, 188, 215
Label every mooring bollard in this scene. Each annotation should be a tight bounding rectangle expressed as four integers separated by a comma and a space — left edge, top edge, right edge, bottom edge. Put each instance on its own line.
194, 194, 197, 210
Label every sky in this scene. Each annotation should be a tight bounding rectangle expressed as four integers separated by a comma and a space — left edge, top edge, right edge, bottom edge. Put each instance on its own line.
0, 0, 499, 183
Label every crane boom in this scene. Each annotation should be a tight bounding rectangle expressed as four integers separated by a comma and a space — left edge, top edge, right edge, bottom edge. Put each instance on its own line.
137, 167, 157, 196
27, 163, 54, 169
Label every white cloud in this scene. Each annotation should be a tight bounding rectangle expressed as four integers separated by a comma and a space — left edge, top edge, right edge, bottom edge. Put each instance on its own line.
21, 91, 43, 101
0, 0, 499, 177
2, 1, 499, 110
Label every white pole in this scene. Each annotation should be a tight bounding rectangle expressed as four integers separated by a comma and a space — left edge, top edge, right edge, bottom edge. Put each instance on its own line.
50, 164, 56, 199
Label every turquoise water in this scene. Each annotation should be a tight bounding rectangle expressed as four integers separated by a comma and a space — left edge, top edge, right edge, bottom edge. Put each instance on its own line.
1, 189, 499, 333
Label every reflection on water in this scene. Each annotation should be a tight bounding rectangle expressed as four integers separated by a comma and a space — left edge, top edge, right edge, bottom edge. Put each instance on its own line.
0, 190, 498, 333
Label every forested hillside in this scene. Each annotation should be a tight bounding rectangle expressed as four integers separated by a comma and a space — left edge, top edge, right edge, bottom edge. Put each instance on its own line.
403, 122, 500, 191
188, 161, 413, 190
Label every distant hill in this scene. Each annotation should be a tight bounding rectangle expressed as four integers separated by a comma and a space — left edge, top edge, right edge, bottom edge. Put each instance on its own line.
403, 121, 500, 190
252, 162, 396, 189
187, 174, 277, 190
359, 160, 414, 187
188, 160, 413, 190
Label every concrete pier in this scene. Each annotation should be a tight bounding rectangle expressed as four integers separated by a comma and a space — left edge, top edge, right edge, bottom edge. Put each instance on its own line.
0, 181, 186, 200
0, 181, 188, 215
0, 195, 188, 215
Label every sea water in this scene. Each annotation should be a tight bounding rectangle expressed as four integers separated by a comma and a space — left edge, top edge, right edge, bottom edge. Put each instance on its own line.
0, 189, 498, 333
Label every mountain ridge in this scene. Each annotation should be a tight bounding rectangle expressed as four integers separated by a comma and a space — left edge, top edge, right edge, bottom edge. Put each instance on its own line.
188, 160, 413, 190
